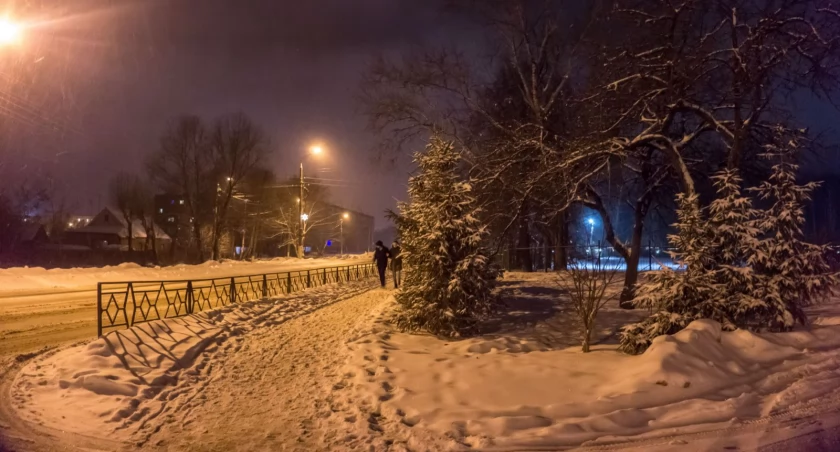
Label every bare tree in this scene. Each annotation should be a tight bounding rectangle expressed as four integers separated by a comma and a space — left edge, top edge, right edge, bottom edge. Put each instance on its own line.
209, 113, 268, 260
147, 115, 213, 262
109, 172, 146, 252
556, 257, 619, 352
131, 178, 159, 262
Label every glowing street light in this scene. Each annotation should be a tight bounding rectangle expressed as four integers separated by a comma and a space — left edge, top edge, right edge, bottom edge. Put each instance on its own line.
586, 217, 596, 250
0, 17, 22, 45
340, 213, 350, 254
299, 144, 326, 256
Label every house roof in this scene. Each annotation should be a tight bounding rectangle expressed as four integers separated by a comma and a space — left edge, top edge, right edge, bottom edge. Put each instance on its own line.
19, 223, 46, 242
72, 207, 171, 240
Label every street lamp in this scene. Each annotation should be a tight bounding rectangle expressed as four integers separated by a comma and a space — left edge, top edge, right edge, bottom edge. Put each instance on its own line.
299, 144, 324, 257
340, 213, 349, 255
587, 218, 595, 250
0, 17, 22, 45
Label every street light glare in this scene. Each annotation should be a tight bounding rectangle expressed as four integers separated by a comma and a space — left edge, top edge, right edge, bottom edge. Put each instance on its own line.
587, 218, 595, 225
310, 145, 323, 155
0, 17, 21, 45
343, 213, 349, 219
301, 213, 309, 221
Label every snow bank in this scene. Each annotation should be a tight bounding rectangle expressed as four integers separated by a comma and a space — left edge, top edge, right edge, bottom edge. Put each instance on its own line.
10, 278, 377, 439
0, 254, 367, 293
336, 297, 840, 450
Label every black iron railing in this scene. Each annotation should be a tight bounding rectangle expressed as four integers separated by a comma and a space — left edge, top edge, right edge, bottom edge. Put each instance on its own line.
96, 263, 376, 336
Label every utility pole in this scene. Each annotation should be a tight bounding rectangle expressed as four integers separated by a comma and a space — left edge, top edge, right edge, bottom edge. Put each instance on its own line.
299, 162, 304, 258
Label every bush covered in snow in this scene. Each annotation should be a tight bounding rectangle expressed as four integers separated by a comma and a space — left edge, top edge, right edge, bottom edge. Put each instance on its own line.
389, 135, 497, 337
621, 140, 836, 354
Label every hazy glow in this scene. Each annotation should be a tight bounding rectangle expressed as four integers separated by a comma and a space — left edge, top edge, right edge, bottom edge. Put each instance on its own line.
587, 218, 595, 226
0, 17, 22, 45
310, 145, 323, 155
301, 213, 309, 221
343, 213, 349, 219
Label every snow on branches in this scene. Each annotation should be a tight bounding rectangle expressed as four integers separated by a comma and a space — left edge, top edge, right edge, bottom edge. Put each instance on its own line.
621, 140, 836, 354
390, 135, 497, 337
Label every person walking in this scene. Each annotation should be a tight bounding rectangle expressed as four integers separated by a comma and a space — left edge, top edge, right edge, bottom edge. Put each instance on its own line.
373, 240, 390, 288
390, 241, 403, 289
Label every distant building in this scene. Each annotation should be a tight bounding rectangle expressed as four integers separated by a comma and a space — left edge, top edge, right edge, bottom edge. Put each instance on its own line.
306, 204, 374, 254
64, 207, 171, 250
19, 223, 49, 247
154, 193, 191, 241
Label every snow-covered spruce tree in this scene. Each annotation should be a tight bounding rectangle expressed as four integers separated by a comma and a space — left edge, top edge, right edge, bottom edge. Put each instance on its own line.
751, 139, 837, 330
620, 194, 723, 354
707, 169, 767, 328
391, 135, 496, 337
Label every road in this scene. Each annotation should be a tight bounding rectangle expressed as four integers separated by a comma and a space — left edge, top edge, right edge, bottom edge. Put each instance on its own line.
0, 260, 362, 357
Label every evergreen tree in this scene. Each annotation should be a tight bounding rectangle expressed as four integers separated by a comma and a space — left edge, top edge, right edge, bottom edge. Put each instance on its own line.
707, 169, 766, 328
622, 136, 837, 354
619, 194, 722, 354
751, 137, 837, 330
390, 135, 496, 337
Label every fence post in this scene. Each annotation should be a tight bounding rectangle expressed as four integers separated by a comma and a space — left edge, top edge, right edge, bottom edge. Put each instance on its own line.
347, 266, 350, 282
262, 274, 268, 298
97, 283, 103, 337
307, 270, 311, 288
287, 273, 292, 293
126, 283, 135, 328
186, 281, 193, 314
230, 277, 236, 304
323, 268, 327, 284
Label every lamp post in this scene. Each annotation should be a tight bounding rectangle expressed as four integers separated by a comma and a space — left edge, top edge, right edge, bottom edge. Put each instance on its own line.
587, 218, 595, 251
340, 213, 349, 255
299, 145, 323, 257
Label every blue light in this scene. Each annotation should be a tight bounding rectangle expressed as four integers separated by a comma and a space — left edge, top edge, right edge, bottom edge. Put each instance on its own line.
326, 240, 332, 247
587, 218, 595, 226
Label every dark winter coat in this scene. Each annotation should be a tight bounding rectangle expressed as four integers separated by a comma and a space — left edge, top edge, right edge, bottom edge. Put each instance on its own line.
390, 245, 403, 271
373, 245, 390, 268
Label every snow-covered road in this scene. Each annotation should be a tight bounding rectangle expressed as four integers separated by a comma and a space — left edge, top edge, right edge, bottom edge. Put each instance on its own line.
0, 257, 368, 357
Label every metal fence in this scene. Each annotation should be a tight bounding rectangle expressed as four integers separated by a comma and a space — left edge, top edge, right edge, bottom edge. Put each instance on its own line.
96, 263, 376, 336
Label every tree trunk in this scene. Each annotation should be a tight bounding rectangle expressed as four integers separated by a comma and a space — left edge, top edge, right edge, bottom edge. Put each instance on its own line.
619, 199, 650, 308
126, 217, 133, 252
192, 221, 204, 262
554, 213, 569, 271
212, 221, 221, 260
516, 214, 532, 272
582, 323, 591, 353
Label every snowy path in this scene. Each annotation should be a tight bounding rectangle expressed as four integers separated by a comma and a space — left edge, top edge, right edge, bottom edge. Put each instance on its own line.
2, 278, 392, 452
0, 257, 366, 357
134, 287, 391, 451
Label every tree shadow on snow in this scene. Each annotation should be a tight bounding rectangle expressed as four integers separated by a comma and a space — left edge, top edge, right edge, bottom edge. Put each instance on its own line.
478, 274, 648, 350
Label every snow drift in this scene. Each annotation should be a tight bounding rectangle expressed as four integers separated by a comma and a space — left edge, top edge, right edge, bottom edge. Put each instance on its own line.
337, 302, 840, 450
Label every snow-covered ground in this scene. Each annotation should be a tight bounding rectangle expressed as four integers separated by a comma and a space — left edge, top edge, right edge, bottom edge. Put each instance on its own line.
6, 271, 840, 451
7, 278, 385, 451
0, 255, 368, 294
331, 273, 840, 450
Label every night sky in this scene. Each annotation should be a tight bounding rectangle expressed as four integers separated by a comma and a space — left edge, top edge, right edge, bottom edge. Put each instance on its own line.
0, 0, 470, 226
0, 0, 838, 226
